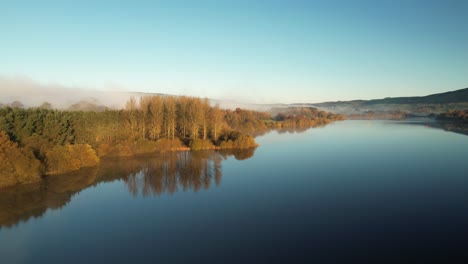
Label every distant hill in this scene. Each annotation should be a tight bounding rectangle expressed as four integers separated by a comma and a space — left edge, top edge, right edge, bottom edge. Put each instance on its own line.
311, 88, 468, 116
326, 88, 468, 105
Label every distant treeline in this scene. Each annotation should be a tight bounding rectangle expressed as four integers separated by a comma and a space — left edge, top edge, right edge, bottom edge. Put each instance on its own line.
0, 95, 343, 188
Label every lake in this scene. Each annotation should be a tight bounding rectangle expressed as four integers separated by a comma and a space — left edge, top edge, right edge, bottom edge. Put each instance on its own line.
1, 120, 468, 263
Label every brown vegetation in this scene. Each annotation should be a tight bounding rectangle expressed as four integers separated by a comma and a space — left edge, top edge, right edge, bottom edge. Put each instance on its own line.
0, 132, 42, 188
45, 144, 99, 175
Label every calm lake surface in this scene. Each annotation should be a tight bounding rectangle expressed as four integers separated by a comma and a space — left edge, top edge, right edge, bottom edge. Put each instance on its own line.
1, 120, 468, 263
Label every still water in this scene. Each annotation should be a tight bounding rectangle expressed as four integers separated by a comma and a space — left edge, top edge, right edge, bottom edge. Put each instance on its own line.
1, 120, 468, 263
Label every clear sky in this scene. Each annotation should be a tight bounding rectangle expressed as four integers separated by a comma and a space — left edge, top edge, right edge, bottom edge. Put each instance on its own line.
1, 0, 467, 103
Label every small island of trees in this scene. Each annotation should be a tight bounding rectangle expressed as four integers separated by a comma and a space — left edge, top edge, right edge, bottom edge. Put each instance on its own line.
0, 95, 343, 188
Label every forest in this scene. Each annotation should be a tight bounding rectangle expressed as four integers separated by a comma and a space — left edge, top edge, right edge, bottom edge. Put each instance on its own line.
0, 95, 343, 188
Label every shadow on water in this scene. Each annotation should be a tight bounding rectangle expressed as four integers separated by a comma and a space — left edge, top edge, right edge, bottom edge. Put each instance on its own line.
0, 148, 256, 228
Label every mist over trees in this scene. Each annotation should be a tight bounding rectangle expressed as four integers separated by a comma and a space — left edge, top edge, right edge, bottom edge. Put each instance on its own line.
0, 95, 343, 188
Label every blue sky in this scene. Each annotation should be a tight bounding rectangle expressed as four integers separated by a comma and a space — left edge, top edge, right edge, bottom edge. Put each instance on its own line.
1, 0, 467, 103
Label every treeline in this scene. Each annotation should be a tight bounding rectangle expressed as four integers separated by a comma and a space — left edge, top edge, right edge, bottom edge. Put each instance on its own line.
0, 95, 342, 188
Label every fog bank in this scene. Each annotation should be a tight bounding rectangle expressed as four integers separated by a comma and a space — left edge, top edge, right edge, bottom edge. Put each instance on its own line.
0, 76, 134, 109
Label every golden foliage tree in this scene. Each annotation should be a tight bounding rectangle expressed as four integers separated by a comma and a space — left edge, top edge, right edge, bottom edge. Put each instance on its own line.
45, 144, 99, 175
0, 131, 42, 188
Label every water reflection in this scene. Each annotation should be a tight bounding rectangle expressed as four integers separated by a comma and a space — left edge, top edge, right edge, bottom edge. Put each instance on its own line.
249, 126, 318, 138
0, 149, 256, 228
394, 119, 468, 136
123, 151, 224, 197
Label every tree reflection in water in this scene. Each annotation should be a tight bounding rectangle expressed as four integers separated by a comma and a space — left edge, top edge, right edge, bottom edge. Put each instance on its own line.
0, 148, 255, 228
124, 151, 223, 197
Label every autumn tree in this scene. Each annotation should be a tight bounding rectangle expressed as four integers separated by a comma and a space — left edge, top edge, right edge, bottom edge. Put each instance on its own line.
209, 104, 224, 141
124, 96, 138, 136
45, 144, 99, 175
0, 131, 42, 188
148, 96, 164, 140
201, 98, 210, 140
188, 98, 202, 139
176, 96, 190, 139
164, 97, 177, 139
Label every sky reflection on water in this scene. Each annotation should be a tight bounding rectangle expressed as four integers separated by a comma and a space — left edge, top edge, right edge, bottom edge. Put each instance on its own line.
1, 120, 468, 263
